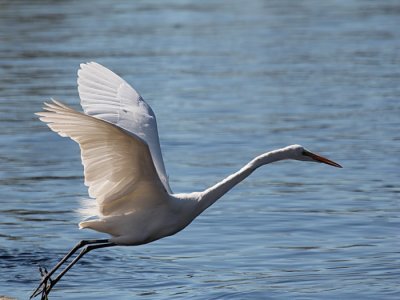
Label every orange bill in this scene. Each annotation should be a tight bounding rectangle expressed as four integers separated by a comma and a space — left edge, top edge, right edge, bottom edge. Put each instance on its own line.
303, 150, 342, 168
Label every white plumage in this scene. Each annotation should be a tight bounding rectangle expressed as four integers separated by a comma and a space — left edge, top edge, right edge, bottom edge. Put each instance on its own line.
78, 62, 172, 194
37, 99, 169, 218
32, 62, 341, 298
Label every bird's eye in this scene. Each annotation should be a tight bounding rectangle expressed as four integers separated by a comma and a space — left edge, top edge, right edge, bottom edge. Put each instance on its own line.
302, 150, 311, 157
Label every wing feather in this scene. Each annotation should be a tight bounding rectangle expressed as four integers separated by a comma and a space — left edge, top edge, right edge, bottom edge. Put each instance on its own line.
77, 62, 172, 194
37, 100, 169, 216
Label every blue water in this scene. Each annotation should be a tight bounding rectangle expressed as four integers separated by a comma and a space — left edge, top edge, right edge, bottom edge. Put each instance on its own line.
1, 0, 399, 299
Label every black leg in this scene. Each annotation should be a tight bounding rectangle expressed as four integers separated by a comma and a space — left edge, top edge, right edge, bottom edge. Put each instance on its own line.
43, 242, 116, 296
39, 267, 50, 300
30, 239, 110, 298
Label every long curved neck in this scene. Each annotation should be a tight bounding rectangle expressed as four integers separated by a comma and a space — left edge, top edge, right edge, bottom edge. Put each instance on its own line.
197, 147, 291, 214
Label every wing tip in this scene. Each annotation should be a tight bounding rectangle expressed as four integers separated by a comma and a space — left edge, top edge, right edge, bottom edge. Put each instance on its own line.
80, 61, 97, 67
79, 61, 103, 71
78, 61, 100, 75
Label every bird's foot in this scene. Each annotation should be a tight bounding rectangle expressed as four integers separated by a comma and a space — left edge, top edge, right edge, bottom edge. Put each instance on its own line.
30, 266, 53, 299
39, 266, 49, 277
40, 285, 51, 300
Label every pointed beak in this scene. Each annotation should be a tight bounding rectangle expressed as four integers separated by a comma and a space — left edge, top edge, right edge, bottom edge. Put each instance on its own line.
303, 150, 342, 168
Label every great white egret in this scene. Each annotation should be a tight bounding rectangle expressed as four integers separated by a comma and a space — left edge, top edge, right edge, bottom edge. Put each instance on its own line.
31, 62, 341, 298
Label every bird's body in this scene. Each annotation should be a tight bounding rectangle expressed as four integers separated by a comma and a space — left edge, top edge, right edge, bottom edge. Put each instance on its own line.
80, 192, 200, 245
31, 62, 341, 298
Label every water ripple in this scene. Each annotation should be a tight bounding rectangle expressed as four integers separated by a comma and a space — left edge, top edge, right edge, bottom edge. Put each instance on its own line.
1, 0, 400, 299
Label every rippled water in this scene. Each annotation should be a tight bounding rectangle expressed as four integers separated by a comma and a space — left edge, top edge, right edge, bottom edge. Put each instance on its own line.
1, 0, 399, 299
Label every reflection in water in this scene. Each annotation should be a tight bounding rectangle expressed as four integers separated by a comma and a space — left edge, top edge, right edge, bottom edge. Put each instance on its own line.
1, 0, 400, 299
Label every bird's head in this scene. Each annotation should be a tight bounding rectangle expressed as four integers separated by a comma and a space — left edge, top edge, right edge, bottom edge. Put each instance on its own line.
284, 144, 342, 168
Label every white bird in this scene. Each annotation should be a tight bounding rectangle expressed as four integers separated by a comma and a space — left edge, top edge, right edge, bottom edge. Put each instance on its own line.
31, 62, 342, 298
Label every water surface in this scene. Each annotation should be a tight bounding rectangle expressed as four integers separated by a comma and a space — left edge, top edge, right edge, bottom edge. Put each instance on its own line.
0, 0, 399, 299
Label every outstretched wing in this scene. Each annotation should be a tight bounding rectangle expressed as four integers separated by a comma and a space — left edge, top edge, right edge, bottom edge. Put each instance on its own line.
36, 100, 169, 216
77, 62, 172, 194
